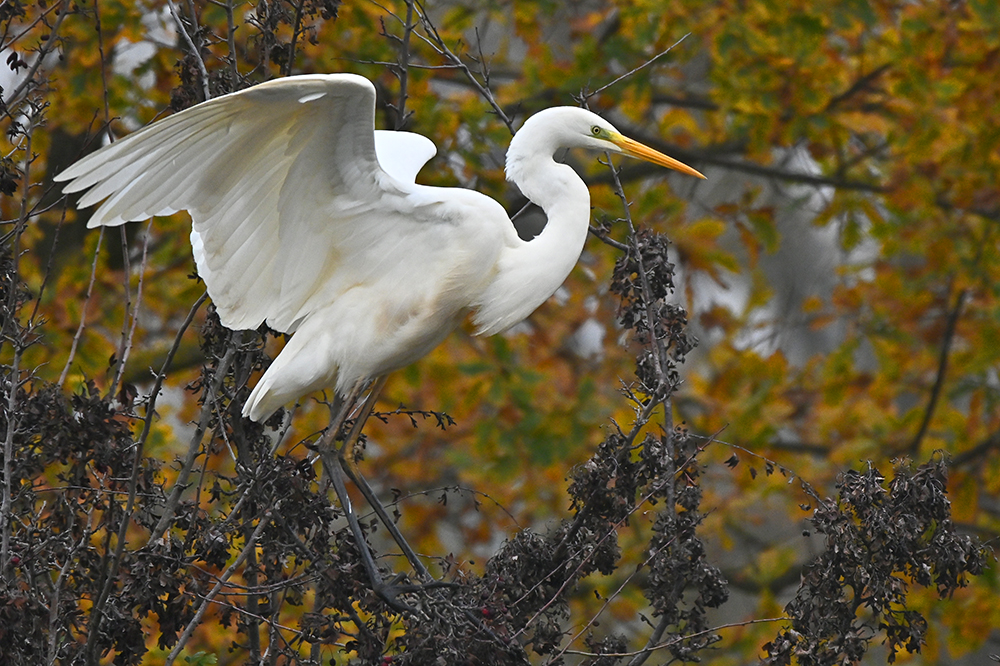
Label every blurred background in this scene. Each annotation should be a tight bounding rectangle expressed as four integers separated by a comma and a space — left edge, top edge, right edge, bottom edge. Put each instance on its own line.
1, 0, 998, 663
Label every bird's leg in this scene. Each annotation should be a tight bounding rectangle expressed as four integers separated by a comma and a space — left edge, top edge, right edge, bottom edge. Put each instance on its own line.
316, 381, 412, 602
318, 449, 415, 614
336, 447, 433, 582
340, 375, 387, 464
315, 377, 437, 612
315, 381, 367, 455
334, 376, 433, 582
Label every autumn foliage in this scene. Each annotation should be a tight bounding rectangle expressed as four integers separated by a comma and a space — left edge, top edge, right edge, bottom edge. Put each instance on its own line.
0, 1, 997, 664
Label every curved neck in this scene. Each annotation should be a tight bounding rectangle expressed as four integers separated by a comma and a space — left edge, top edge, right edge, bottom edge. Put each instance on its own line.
472, 134, 591, 335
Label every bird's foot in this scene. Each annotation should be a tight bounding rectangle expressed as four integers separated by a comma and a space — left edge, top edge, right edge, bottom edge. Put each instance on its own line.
372, 573, 459, 615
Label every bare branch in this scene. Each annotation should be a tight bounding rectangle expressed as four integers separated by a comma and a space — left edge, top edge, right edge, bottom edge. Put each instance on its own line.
553, 537, 679, 663
3, 0, 70, 106
584, 33, 691, 99
0, 1, 61, 52
560, 618, 786, 660
167, 0, 211, 100
1, 110, 37, 571
224, 0, 240, 79
389, 0, 417, 129
58, 226, 105, 386
164, 510, 274, 666
413, 0, 514, 132
908, 285, 968, 455
284, 0, 306, 76
135, 290, 208, 454
147, 330, 241, 544
110, 221, 152, 400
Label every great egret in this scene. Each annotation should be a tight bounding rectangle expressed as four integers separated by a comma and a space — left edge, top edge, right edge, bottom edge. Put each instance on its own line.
57, 74, 704, 421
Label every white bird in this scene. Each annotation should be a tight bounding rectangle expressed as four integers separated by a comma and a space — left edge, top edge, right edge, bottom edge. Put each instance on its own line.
56, 74, 705, 422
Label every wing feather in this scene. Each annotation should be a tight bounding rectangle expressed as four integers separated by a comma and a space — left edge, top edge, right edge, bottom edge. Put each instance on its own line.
63, 106, 238, 199
56, 74, 444, 333
373, 131, 437, 184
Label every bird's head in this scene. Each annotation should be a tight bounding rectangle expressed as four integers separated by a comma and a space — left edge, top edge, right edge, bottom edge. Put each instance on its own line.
512, 106, 706, 180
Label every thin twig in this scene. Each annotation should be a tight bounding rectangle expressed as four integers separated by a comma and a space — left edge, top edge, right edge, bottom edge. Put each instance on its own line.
550, 537, 679, 664
584, 33, 691, 99
0, 112, 36, 573
147, 330, 241, 544
391, 0, 416, 129
135, 291, 208, 454
29, 197, 69, 324
225, 0, 239, 80
166, 0, 211, 100
588, 223, 629, 250
47, 521, 91, 666
627, 614, 672, 666
3, 0, 70, 105
0, 1, 61, 52
607, 155, 670, 392
374, 484, 522, 531
517, 473, 676, 639
110, 226, 133, 396
110, 221, 151, 399
560, 617, 786, 659
87, 287, 176, 662
536, 432, 714, 647
908, 285, 968, 454
58, 236, 106, 387
58, 68, 111, 386
284, 0, 306, 76
164, 510, 274, 666
412, 0, 514, 132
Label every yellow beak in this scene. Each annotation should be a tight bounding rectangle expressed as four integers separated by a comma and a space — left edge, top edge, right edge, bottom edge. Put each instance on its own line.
611, 133, 706, 179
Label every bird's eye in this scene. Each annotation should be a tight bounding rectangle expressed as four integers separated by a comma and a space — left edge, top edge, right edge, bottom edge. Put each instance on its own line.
591, 126, 602, 136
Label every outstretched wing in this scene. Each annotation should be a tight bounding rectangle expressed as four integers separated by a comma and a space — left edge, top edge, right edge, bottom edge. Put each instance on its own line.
56, 74, 441, 333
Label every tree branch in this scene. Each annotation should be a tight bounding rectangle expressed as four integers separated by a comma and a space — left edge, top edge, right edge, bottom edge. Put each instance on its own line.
166, 0, 211, 100
164, 509, 273, 666
908, 286, 968, 455
147, 329, 241, 544
413, 0, 514, 132
583, 33, 690, 100
3, 0, 70, 106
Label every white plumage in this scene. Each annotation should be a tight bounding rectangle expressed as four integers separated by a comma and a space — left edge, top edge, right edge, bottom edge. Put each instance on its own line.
57, 74, 704, 421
